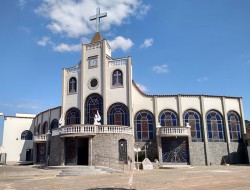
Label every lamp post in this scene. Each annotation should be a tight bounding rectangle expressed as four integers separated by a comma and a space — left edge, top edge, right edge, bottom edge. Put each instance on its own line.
133, 147, 141, 170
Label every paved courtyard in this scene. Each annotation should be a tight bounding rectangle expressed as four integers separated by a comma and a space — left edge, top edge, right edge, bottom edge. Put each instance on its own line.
1, 165, 250, 190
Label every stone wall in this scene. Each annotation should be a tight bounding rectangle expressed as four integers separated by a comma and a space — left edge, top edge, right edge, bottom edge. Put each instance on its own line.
208, 142, 228, 165
92, 133, 134, 170
189, 142, 206, 165
49, 135, 64, 166
229, 142, 248, 164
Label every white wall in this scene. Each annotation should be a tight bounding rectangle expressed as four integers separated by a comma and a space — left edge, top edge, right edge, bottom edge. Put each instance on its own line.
2, 116, 34, 164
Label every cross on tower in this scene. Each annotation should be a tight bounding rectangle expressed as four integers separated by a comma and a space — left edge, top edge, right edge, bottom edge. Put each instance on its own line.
89, 7, 107, 33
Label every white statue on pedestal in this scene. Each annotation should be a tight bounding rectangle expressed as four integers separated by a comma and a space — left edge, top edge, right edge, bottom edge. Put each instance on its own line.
94, 110, 101, 125
59, 116, 65, 127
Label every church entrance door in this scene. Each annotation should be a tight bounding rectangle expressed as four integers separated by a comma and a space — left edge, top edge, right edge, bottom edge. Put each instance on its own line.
77, 138, 89, 165
36, 143, 46, 163
161, 137, 189, 164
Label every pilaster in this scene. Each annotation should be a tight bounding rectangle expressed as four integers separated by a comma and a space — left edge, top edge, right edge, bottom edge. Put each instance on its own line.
81, 44, 86, 124
102, 40, 107, 124
200, 95, 209, 165
222, 97, 231, 158
177, 95, 183, 126
239, 98, 246, 134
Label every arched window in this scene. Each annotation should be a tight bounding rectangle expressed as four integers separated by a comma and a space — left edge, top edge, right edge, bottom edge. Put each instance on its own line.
85, 93, 103, 124
107, 103, 129, 126
228, 111, 242, 142
69, 77, 77, 93
112, 69, 123, 87
51, 119, 59, 129
42, 121, 48, 134
183, 109, 203, 142
37, 124, 41, 134
134, 110, 155, 141
206, 110, 225, 142
159, 109, 178, 127
65, 108, 81, 125
21, 130, 33, 140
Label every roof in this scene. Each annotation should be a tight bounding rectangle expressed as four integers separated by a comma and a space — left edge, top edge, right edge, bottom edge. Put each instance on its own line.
91, 32, 103, 42
132, 80, 242, 99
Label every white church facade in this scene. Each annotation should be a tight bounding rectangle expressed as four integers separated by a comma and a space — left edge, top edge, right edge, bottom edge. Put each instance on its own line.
1, 9, 248, 167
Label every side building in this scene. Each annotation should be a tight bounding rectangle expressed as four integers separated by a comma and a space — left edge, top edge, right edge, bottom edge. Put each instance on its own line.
2, 113, 35, 165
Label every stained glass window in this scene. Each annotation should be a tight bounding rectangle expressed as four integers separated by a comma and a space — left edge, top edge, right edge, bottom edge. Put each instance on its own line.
65, 108, 81, 125
85, 94, 103, 124
183, 109, 203, 142
134, 110, 155, 141
228, 111, 241, 142
206, 110, 225, 142
107, 103, 129, 126
159, 109, 178, 127
42, 121, 48, 134
69, 77, 77, 93
51, 119, 59, 129
112, 69, 123, 87
21, 130, 33, 140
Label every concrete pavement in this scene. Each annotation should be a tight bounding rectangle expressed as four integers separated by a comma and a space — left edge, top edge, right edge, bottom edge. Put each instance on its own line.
1, 165, 250, 190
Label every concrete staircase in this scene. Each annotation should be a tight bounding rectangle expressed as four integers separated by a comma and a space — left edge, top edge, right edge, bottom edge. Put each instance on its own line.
51, 166, 123, 176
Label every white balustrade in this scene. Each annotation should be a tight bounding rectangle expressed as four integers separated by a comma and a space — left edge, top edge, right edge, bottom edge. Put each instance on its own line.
161, 127, 190, 136
60, 125, 132, 136
33, 134, 47, 141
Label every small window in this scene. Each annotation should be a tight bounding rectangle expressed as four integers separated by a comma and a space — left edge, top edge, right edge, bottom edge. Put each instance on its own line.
51, 119, 59, 129
21, 130, 33, 140
69, 77, 77, 93
112, 69, 123, 87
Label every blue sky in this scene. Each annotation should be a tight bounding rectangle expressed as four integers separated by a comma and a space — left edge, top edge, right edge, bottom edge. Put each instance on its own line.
0, 0, 250, 144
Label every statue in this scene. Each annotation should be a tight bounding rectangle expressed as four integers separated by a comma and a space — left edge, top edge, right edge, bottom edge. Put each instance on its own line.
94, 110, 101, 125
59, 116, 65, 127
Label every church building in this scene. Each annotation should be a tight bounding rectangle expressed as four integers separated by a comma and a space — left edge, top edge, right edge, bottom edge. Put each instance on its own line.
2, 8, 248, 167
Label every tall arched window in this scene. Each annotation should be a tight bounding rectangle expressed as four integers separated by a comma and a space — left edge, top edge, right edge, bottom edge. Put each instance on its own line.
69, 77, 77, 93
228, 111, 242, 142
65, 108, 81, 125
21, 130, 33, 140
183, 109, 203, 142
112, 69, 123, 87
85, 93, 103, 124
159, 109, 178, 127
107, 103, 129, 126
51, 119, 59, 129
134, 110, 155, 141
206, 110, 225, 142
37, 124, 41, 134
42, 121, 48, 134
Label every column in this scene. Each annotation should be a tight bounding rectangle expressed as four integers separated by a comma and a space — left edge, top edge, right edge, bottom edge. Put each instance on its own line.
222, 97, 231, 160
177, 95, 183, 126
200, 95, 209, 165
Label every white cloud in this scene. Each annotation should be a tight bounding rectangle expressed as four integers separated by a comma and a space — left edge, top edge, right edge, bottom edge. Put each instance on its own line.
16, 104, 39, 110
35, 0, 150, 38
53, 43, 81, 52
136, 83, 148, 92
140, 38, 153, 48
197, 77, 208, 82
108, 36, 134, 52
37, 36, 53, 46
18, 0, 26, 10
152, 65, 169, 73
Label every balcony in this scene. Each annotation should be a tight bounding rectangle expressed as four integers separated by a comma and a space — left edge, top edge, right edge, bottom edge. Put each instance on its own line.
33, 134, 47, 142
53, 124, 132, 137
159, 127, 191, 137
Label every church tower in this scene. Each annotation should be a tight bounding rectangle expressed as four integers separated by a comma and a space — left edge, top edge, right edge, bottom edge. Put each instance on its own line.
62, 8, 133, 128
